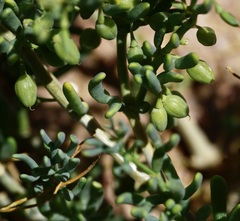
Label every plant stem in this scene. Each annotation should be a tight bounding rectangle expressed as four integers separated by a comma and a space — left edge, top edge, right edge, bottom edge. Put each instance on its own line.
116, 27, 154, 165
21, 47, 150, 188
116, 29, 131, 98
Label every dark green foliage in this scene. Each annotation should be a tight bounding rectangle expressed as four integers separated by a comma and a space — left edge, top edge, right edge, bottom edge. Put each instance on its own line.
13, 130, 80, 195
0, 0, 239, 220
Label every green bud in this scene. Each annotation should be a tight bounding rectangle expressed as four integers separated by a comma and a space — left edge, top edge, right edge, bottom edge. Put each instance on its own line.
163, 94, 189, 118
15, 73, 37, 108
196, 26, 217, 46
186, 60, 214, 84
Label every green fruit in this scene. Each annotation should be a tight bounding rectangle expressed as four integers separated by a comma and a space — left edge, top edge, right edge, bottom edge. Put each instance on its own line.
96, 16, 117, 40
127, 39, 144, 63
186, 60, 214, 84
80, 28, 101, 51
52, 29, 81, 65
150, 107, 168, 132
15, 73, 37, 108
220, 10, 239, 27
163, 94, 189, 118
196, 26, 217, 46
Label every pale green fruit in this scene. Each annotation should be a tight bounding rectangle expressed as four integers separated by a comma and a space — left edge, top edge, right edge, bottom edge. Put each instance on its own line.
187, 60, 214, 84
15, 73, 37, 108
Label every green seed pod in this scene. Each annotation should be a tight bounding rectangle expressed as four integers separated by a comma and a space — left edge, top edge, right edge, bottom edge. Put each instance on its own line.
127, 39, 144, 63
220, 10, 239, 27
186, 60, 214, 84
150, 107, 168, 132
196, 26, 217, 46
96, 16, 117, 40
80, 28, 101, 51
15, 73, 37, 108
175, 52, 199, 69
63, 82, 89, 116
52, 29, 80, 65
163, 94, 189, 118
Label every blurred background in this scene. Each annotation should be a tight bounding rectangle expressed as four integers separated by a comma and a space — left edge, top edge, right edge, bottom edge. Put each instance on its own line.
1, 0, 240, 219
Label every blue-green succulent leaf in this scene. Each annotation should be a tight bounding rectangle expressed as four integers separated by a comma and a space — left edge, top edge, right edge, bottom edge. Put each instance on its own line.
88, 72, 112, 104
13, 153, 38, 169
